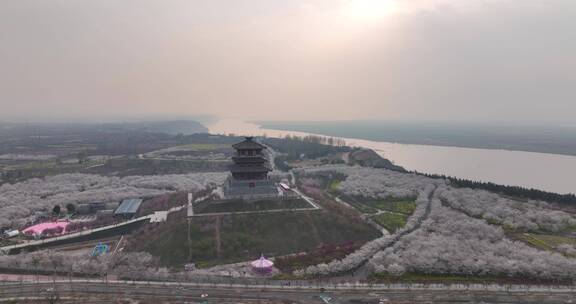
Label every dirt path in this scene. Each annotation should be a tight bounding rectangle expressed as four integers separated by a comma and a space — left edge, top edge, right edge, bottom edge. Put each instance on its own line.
214, 216, 222, 259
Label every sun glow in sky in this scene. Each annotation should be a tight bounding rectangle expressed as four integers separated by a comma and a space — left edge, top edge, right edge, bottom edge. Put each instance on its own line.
341, 0, 400, 22
0, 0, 575, 123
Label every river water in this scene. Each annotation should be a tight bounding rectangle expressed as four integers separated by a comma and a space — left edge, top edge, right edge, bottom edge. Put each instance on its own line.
209, 119, 576, 195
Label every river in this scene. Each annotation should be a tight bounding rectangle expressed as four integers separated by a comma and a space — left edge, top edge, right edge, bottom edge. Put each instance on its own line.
209, 119, 576, 195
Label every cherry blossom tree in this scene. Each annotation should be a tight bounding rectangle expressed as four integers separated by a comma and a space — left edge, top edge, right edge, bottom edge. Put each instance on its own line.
368, 199, 576, 279
0, 172, 227, 228
437, 186, 576, 232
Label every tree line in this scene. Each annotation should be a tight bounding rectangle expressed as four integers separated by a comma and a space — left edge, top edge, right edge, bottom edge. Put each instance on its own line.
415, 172, 576, 205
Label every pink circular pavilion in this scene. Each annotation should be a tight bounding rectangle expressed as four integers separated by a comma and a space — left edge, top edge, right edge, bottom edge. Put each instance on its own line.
251, 255, 274, 274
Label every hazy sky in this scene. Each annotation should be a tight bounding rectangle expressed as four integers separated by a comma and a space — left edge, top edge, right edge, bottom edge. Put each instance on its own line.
1, 0, 575, 123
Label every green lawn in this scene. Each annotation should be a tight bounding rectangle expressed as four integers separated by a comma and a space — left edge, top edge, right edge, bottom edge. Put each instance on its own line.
516, 233, 554, 250
371, 213, 408, 233
337, 194, 378, 214
369, 200, 416, 215
536, 234, 576, 246
328, 180, 341, 193
348, 200, 379, 214
341, 195, 416, 216
91, 158, 229, 176
514, 233, 576, 253
134, 209, 380, 268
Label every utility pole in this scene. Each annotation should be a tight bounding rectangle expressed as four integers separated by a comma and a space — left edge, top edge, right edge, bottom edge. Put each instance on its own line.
187, 192, 194, 217
187, 193, 193, 262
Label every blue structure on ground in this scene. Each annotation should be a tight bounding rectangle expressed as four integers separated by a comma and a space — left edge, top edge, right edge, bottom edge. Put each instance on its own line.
91, 243, 109, 257
114, 198, 143, 218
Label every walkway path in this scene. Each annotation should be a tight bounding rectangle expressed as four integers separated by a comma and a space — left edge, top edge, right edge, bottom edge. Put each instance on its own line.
334, 185, 436, 281
190, 189, 320, 218
332, 194, 390, 235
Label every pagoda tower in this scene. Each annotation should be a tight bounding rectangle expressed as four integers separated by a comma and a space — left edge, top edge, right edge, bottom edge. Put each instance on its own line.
223, 137, 279, 200
230, 137, 271, 181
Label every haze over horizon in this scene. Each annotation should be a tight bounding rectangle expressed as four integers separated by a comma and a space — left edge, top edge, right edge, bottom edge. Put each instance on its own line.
1, 0, 575, 124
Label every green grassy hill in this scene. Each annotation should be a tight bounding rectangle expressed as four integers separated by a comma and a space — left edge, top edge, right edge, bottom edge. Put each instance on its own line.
129, 209, 380, 268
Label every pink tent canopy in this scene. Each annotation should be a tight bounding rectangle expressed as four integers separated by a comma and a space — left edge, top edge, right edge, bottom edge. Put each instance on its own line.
23, 221, 69, 235
251, 255, 274, 272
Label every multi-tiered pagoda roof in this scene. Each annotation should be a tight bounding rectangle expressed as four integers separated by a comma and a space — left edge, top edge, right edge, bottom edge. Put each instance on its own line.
229, 137, 271, 180
231, 137, 266, 150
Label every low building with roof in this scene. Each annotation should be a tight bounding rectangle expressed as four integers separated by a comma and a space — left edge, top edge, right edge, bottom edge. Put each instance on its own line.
76, 201, 120, 215
114, 198, 143, 219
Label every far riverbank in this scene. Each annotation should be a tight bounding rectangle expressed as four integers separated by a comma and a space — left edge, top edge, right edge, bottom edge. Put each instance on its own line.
209, 119, 576, 195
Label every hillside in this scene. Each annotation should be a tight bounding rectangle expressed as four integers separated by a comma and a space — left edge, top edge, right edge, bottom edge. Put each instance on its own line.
128, 208, 380, 268
348, 148, 405, 172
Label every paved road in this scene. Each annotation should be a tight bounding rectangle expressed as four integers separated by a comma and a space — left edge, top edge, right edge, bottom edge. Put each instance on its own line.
1, 280, 575, 303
